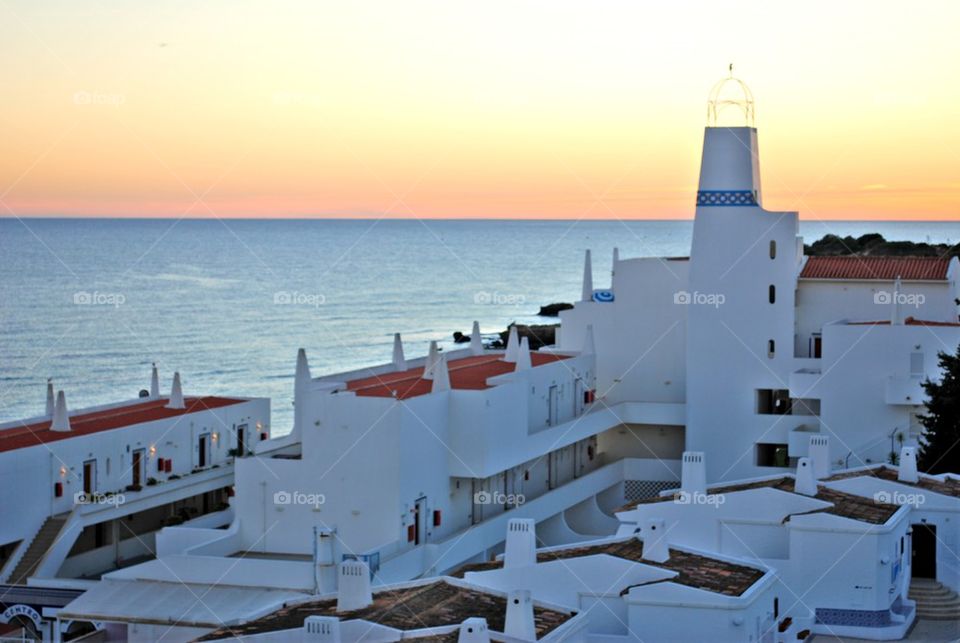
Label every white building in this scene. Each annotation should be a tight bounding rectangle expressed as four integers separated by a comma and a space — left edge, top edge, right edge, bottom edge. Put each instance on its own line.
51, 73, 960, 641
558, 75, 960, 482
617, 450, 960, 640
0, 368, 269, 639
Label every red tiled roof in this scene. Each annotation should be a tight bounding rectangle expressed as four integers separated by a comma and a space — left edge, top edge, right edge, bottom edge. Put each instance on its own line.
800, 256, 952, 281
0, 397, 246, 453
846, 317, 960, 327
345, 353, 572, 400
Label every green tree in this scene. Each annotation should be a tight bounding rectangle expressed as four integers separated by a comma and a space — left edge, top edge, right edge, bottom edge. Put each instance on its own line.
918, 345, 960, 474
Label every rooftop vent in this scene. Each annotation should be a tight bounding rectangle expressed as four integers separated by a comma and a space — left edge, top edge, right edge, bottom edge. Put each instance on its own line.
303, 616, 340, 642
808, 435, 831, 479
470, 321, 484, 356
680, 452, 706, 495
504, 518, 536, 568
640, 518, 670, 563
458, 617, 490, 643
795, 457, 817, 496
150, 363, 160, 399
581, 249, 593, 303
336, 560, 371, 612
504, 589, 535, 640
898, 447, 919, 484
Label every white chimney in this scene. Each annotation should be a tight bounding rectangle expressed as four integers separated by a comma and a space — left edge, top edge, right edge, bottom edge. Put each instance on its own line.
612, 247, 619, 274
640, 518, 670, 563
392, 333, 407, 371
504, 326, 520, 363
50, 391, 71, 432
581, 324, 596, 356
581, 249, 593, 302
808, 435, 831, 479
515, 337, 532, 371
470, 321, 484, 356
303, 616, 340, 642
294, 349, 312, 435
891, 276, 904, 325
504, 590, 536, 640
336, 560, 372, 612
898, 447, 919, 483
423, 341, 440, 380
794, 457, 817, 496
45, 379, 55, 417
432, 355, 451, 393
166, 372, 185, 409
680, 452, 707, 495
314, 527, 337, 592
458, 617, 490, 643
504, 519, 536, 568
150, 363, 160, 398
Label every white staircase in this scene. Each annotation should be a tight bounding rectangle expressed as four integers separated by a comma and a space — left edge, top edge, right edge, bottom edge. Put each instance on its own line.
909, 578, 960, 621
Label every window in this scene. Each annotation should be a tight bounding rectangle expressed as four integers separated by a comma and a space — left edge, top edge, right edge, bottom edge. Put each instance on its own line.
757, 389, 792, 415
756, 443, 789, 467
769, 240, 777, 259
910, 352, 924, 376
768, 284, 776, 304
774, 597, 779, 618
767, 339, 775, 358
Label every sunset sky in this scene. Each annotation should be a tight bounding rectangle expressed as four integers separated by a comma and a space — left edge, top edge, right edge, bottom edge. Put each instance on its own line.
1, 1, 958, 220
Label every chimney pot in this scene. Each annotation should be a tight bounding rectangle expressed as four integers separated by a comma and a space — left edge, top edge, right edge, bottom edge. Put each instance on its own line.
794, 457, 817, 496
680, 451, 707, 495
504, 590, 536, 640
504, 519, 536, 568
303, 616, 340, 642
640, 518, 670, 563
336, 560, 372, 612
458, 617, 490, 643
898, 447, 919, 483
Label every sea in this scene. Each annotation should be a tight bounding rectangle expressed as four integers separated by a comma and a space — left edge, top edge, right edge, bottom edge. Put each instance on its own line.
1, 218, 958, 433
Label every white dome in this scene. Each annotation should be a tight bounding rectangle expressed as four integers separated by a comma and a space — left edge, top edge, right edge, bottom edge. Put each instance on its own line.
707, 66, 755, 127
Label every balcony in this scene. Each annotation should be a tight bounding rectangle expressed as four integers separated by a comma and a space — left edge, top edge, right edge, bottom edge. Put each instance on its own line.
885, 376, 927, 406
789, 367, 822, 399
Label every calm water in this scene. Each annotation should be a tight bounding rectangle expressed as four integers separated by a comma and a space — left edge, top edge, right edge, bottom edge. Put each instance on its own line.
1, 218, 958, 432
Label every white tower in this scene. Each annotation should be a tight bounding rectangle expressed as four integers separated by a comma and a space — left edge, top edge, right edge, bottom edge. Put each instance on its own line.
685, 69, 802, 482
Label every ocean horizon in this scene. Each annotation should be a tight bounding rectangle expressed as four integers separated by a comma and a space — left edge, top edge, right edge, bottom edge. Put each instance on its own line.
2, 217, 958, 432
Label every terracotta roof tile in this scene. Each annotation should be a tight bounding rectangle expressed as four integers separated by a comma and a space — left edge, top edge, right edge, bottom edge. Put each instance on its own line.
825, 466, 960, 499
453, 538, 765, 597
197, 580, 573, 641
0, 397, 246, 453
345, 353, 572, 400
800, 256, 952, 281
618, 477, 898, 525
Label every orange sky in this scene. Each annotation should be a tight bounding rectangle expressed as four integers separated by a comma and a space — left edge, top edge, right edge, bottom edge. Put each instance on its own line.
1, 1, 958, 220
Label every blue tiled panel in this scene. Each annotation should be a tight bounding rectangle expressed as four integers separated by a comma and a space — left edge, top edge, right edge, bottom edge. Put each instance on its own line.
696, 190, 758, 206
815, 608, 892, 628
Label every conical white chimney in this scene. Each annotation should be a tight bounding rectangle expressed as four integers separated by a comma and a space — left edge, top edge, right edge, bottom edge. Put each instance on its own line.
470, 321, 483, 356
581, 249, 593, 302
504, 326, 520, 363
150, 363, 160, 398
45, 379, 55, 417
50, 390, 71, 432
392, 333, 407, 371
432, 355, 451, 393
166, 372, 185, 409
423, 341, 440, 380
515, 337, 532, 371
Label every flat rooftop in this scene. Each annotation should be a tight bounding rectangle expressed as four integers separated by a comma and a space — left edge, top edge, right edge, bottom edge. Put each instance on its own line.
345, 353, 572, 400
844, 316, 960, 327
0, 396, 246, 453
619, 477, 899, 525
825, 465, 960, 499
197, 579, 573, 640
800, 256, 952, 281
454, 537, 765, 597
